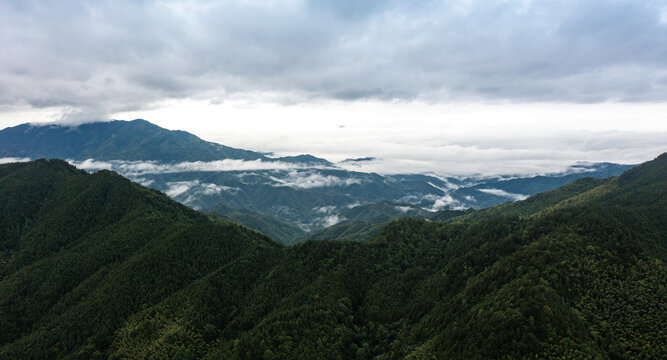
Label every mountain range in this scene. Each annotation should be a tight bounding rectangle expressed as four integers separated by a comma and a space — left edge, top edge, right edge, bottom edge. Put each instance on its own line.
0, 120, 636, 243
0, 153, 664, 359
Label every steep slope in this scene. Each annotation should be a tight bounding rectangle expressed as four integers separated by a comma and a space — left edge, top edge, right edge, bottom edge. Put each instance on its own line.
451, 177, 610, 222
109, 155, 666, 359
0, 120, 265, 162
0, 160, 277, 359
208, 203, 306, 245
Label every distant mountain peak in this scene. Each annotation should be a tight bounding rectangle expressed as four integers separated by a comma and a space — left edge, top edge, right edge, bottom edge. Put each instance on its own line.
0, 119, 267, 162
341, 157, 376, 163
274, 154, 334, 166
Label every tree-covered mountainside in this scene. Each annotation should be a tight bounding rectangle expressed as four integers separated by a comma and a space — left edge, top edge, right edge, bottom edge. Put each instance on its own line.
0, 159, 278, 359
107, 153, 665, 359
208, 203, 306, 245
450, 177, 611, 222
307, 201, 467, 242
0, 154, 664, 359
314, 176, 630, 243
0, 120, 266, 162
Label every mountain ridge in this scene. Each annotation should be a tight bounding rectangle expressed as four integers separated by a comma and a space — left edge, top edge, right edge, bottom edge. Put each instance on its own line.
0, 120, 638, 242
0, 120, 267, 162
0, 154, 664, 358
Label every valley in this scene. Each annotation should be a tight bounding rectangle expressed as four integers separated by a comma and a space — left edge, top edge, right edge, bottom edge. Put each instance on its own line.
0, 120, 634, 243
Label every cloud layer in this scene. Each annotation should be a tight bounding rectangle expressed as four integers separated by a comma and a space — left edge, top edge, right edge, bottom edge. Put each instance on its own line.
477, 188, 529, 201
3, 0, 667, 121
69, 158, 330, 176
270, 171, 362, 189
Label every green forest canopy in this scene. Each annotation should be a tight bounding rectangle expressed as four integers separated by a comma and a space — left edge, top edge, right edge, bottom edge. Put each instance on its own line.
0, 154, 665, 359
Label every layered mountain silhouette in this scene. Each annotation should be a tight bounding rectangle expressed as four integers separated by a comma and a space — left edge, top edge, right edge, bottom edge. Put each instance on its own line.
0, 119, 265, 162
0, 120, 636, 243
0, 154, 664, 359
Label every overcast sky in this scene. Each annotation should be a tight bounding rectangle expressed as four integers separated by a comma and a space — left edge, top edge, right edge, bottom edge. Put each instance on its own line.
1, 0, 666, 175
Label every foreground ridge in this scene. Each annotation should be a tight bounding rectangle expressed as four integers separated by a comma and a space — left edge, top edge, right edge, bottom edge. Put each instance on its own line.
0, 154, 664, 359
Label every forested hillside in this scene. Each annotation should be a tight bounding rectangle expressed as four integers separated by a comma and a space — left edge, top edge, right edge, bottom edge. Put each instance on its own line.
208, 203, 306, 245
307, 201, 466, 242
449, 177, 611, 222
0, 159, 278, 359
0, 154, 664, 359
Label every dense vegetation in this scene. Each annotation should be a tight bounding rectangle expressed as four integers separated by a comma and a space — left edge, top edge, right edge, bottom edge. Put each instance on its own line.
208, 203, 306, 245
307, 201, 466, 242
0, 160, 277, 359
0, 154, 664, 359
450, 177, 610, 222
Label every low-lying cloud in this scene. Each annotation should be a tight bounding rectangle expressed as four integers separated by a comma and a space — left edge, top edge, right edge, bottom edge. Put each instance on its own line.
0, 157, 31, 164
317, 215, 345, 228
271, 171, 362, 189
68, 158, 364, 191
430, 194, 467, 211
394, 205, 415, 214
165, 180, 200, 197
164, 180, 239, 198
477, 188, 529, 201
69, 158, 324, 176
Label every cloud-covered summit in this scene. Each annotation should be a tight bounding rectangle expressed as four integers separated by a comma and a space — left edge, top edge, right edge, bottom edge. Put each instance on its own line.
3, 0, 667, 121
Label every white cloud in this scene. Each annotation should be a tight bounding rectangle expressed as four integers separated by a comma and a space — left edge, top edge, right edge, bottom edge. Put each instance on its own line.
71, 159, 114, 171
394, 205, 414, 213
319, 215, 344, 227
424, 182, 467, 210
67, 158, 325, 177
134, 177, 155, 187
164, 180, 239, 198
200, 183, 239, 195
477, 188, 529, 201
346, 202, 362, 209
314, 205, 337, 214
431, 194, 467, 211
426, 182, 448, 193
0, 157, 31, 164
271, 171, 362, 189
165, 180, 199, 197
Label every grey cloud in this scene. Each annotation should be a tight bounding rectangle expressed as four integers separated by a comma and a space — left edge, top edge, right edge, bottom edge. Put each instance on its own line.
2, 0, 667, 120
